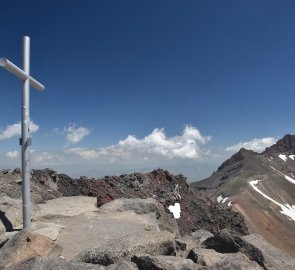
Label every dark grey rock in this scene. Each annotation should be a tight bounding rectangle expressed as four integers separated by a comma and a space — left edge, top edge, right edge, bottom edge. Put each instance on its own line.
12, 168, 20, 174
132, 255, 204, 270
187, 247, 263, 269
203, 229, 265, 267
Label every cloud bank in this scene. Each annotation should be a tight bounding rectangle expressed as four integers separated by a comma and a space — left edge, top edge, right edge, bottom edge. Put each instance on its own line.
225, 137, 277, 153
0, 121, 39, 140
32, 151, 64, 164
65, 125, 211, 162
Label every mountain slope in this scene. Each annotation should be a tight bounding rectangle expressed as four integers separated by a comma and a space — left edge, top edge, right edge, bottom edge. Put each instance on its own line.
191, 134, 295, 257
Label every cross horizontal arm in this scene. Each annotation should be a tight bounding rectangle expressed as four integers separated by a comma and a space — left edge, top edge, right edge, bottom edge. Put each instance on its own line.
0, 57, 45, 91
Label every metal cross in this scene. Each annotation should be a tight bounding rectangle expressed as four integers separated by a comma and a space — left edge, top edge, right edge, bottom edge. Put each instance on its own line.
0, 36, 45, 229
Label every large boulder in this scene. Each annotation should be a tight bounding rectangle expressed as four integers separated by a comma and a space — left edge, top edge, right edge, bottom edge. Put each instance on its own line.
187, 248, 263, 269
0, 230, 61, 268
132, 255, 203, 270
242, 234, 295, 270
99, 198, 179, 235
73, 230, 175, 265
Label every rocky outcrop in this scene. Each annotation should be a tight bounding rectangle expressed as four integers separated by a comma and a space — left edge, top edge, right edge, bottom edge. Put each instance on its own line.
217, 148, 257, 171
263, 134, 295, 156
1, 164, 294, 268
0, 194, 294, 269
60, 169, 248, 236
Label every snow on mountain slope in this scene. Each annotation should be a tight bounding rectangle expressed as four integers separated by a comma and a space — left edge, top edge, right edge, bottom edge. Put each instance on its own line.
249, 179, 295, 221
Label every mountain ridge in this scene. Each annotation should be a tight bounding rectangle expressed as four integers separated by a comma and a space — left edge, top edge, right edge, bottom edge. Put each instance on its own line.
191, 134, 295, 257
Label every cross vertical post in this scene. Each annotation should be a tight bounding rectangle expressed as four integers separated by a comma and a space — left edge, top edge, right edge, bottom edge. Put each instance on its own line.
0, 36, 45, 230
22, 36, 31, 229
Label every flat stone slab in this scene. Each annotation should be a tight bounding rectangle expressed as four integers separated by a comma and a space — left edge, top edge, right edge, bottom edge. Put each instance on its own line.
55, 211, 161, 260
35, 196, 98, 219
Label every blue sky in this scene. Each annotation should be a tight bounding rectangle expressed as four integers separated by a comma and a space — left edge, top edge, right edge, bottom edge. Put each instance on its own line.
0, 1, 295, 180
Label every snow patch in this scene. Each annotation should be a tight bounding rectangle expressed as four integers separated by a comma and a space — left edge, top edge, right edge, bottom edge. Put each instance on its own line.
228, 201, 232, 207
284, 174, 295, 185
168, 203, 181, 219
222, 197, 228, 203
249, 180, 295, 221
278, 154, 287, 161
270, 166, 295, 185
217, 195, 228, 203
289, 155, 295, 160
217, 195, 223, 203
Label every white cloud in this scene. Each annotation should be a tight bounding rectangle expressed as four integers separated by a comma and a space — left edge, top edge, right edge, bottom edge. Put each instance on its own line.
65, 125, 211, 162
5, 150, 18, 159
0, 121, 39, 140
64, 124, 91, 144
225, 137, 277, 153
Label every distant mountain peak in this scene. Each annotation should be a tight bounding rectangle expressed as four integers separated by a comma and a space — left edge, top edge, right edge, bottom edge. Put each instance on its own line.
263, 134, 295, 156
217, 148, 257, 171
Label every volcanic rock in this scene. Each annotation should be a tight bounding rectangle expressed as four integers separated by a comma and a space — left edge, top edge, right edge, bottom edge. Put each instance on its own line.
1, 165, 249, 238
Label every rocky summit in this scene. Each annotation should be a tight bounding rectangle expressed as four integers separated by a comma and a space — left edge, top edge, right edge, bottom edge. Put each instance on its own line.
192, 134, 295, 258
1, 165, 295, 269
